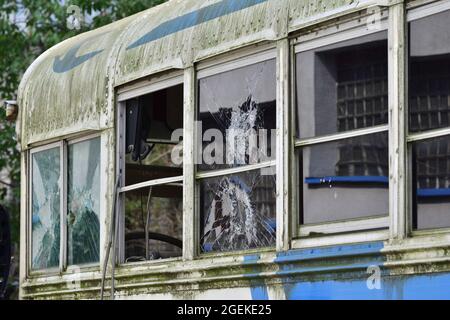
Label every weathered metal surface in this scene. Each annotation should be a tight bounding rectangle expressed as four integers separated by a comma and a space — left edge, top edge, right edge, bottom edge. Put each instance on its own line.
17, 0, 374, 149
18, 0, 450, 300
20, 240, 450, 299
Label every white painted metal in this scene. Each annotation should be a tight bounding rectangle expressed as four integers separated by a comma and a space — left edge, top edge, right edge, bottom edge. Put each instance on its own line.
118, 176, 183, 193
196, 160, 276, 180
276, 39, 290, 251
298, 216, 389, 237
294, 18, 389, 54
292, 229, 389, 249
196, 45, 277, 79
388, 2, 407, 240
407, 0, 450, 21
407, 127, 450, 143
183, 67, 196, 261
295, 125, 389, 147
117, 72, 184, 102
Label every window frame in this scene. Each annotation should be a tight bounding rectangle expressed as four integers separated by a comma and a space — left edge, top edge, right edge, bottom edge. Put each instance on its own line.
27, 133, 101, 276
291, 8, 391, 240
194, 45, 279, 256
406, 0, 450, 236
116, 71, 185, 265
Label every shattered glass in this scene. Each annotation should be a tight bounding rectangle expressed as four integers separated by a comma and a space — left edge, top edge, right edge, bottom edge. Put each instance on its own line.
31, 147, 60, 270
67, 138, 101, 265
200, 169, 276, 253
198, 59, 276, 171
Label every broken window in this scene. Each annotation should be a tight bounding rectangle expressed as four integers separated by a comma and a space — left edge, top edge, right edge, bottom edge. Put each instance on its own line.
31, 146, 61, 270
67, 137, 101, 265
409, 9, 450, 230
200, 169, 276, 253
295, 32, 389, 233
197, 55, 277, 253
120, 82, 184, 263
198, 59, 276, 171
30, 136, 101, 272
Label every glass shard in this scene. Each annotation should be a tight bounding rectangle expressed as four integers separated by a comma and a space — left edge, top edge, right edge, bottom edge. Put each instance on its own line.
198, 60, 276, 171
31, 147, 60, 270
200, 169, 276, 253
67, 138, 101, 265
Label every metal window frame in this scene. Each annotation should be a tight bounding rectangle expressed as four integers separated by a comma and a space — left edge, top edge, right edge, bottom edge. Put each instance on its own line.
65, 134, 102, 269
27, 133, 102, 277
116, 70, 184, 102
407, 0, 450, 22
291, 6, 389, 51
292, 11, 391, 238
196, 43, 276, 79
116, 73, 185, 265
406, 1, 450, 236
27, 141, 62, 277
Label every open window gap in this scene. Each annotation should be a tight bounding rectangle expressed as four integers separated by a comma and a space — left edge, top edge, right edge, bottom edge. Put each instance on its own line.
121, 82, 184, 263
121, 183, 183, 263
125, 84, 184, 187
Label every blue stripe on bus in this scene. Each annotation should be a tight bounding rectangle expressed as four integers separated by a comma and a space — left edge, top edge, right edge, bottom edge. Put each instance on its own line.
305, 176, 389, 185
417, 188, 450, 197
127, 0, 269, 50
243, 254, 270, 300
283, 272, 450, 300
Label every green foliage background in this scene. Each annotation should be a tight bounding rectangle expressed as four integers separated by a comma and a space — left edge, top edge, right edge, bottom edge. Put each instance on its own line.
0, 0, 166, 297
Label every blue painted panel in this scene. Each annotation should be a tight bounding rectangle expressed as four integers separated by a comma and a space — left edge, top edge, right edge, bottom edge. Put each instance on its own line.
417, 188, 450, 198
285, 279, 387, 300
283, 273, 450, 300
384, 273, 450, 300
274, 242, 385, 263
243, 254, 270, 300
305, 176, 389, 185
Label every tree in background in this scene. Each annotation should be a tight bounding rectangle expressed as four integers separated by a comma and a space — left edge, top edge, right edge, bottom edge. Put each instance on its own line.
0, 0, 166, 299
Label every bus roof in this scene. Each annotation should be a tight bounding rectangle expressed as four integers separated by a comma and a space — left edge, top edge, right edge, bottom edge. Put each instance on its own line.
17, 0, 370, 148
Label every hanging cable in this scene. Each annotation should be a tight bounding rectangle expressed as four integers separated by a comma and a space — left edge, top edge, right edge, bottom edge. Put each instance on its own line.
100, 175, 121, 300
145, 186, 153, 260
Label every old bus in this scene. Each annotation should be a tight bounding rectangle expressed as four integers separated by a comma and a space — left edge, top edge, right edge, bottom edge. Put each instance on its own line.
17, 0, 450, 299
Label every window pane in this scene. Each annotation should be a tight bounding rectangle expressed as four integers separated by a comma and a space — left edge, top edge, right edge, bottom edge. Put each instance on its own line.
409, 10, 450, 133
125, 84, 183, 186
31, 147, 60, 270
413, 136, 450, 230
300, 132, 388, 226
200, 168, 276, 253
124, 184, 182, 263
67, 138, 101, 265
296, 32, 388, 139
198, 60, 276, 171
